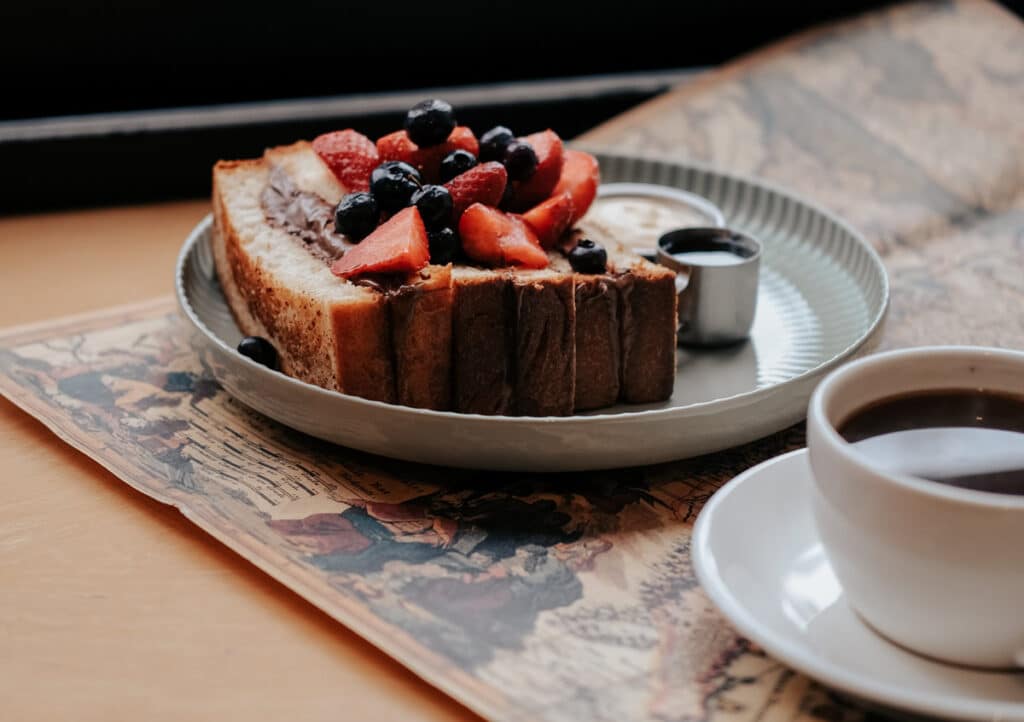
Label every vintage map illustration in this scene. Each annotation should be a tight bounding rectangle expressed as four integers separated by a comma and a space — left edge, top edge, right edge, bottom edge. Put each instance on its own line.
0, 300, 862, 722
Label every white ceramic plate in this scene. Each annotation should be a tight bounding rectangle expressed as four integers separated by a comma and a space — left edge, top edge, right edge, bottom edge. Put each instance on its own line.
176, 152, 888, 471
692, 449, 1024, 722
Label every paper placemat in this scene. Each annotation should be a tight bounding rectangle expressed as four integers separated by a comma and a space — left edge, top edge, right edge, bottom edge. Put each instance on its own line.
0, 298, 850, 722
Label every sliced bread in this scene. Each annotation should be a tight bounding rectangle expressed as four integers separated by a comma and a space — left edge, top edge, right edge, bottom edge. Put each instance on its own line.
212, 141, 677, 416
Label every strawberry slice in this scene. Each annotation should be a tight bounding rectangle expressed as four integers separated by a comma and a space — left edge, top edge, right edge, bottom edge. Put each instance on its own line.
459, 203, 549, 269
507, 129, 564, 211
444, 162, 507, 222
375, 130, 415, 164
331, 206, 429, 279
552, 150, 600, 224
520, 192, 576, 249
312, 129, 378, 193
377, 126, 478, 183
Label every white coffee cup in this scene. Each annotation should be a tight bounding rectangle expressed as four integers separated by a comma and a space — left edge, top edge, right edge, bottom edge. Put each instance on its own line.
806, 346, 1024, 669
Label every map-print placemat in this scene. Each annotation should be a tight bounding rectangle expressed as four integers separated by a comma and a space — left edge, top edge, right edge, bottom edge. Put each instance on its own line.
0, 298, 860, 722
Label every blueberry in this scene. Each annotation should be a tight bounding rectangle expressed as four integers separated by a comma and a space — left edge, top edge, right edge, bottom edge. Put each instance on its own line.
499, 179, 516, 210
370, 161, 421, 213
410, 185, 453, 230
404, 99, 456, 147
479, 126, 514, 162
237, 336, 279, 370
439, 149, 478, 183
502, 140, 538, 182
568, 239, 608, 274
333, 192, 379, 241
372, 159, 421, 184
428, 227, 459, 264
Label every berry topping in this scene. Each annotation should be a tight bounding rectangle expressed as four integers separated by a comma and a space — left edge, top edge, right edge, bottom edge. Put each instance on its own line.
428, 226, 459, 265
404, 99, 456, 147
439, 149, 478, 183
479, 126, 515, 162
376, 130, 419, 169
443, 161, 508, 222
377, 126, 478, 183
311, 129, 379, 193
410, 184, 453, 230
333, 192, 380, 241
520, 191, 576, 249
507, 130, 564, 210
502, 140, 538, 182
459, 203, 549, 269
237, 336, 279, 371
553, 150, 601, 224
331, 206, 430, 279
568, 238, 607, 274
499, 178, 516, 210
370, 160, 422, 213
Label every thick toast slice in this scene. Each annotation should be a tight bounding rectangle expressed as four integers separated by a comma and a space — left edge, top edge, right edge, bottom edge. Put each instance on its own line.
450, 265, 576, 417
450, 266, 514, 414
511, 269, 576, 416
555, 225, 678, 410
213, 142, 453, 407
212, 154, 392, 399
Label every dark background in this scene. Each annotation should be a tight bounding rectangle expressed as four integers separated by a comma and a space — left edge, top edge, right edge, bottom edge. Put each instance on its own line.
4, 0, 903, 120
2, 0, 1021, 211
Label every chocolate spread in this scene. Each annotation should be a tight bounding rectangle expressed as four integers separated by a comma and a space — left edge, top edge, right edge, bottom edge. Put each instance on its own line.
353, 274, 419, 295
260, 168, 426, 302
261, 167, 352, 262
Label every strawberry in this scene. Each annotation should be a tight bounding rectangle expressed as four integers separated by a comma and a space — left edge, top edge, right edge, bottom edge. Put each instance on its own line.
520, 192, 576, 249
507, 129, 564, 210
311, 129, 378, 193
331, 206, 429, 279
377, 126, 478, 183
444, 162, 507, 222
459, 203, 549, 269
552, 150, 600, 224
376, 130, 418, 168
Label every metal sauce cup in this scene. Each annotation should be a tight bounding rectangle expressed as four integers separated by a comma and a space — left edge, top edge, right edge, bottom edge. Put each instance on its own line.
656, 227, 761, 347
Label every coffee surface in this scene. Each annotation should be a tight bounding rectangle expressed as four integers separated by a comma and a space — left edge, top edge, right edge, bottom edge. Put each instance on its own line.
838, 389, 1024, 495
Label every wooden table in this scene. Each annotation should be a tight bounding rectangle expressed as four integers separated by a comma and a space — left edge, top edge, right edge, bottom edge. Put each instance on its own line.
2, 2, 1021, 719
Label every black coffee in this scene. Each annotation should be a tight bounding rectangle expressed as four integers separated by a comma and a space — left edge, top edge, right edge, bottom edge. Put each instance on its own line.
838, 389, 1024, 495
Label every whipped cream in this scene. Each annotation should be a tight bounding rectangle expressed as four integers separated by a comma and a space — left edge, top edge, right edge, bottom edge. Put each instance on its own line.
584, 194, 721, 253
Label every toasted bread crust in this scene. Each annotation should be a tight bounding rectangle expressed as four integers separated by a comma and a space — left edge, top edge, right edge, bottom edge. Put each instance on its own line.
330, 299, 395, 402
514, 275, 576, 416
573, 277, 622, 410
452, 275, 515, 414
390, 266, 454, 410
619, 271, 677, 403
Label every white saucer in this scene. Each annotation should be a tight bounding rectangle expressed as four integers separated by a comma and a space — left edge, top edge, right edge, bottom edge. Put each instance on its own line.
693, 449, 1024, 722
